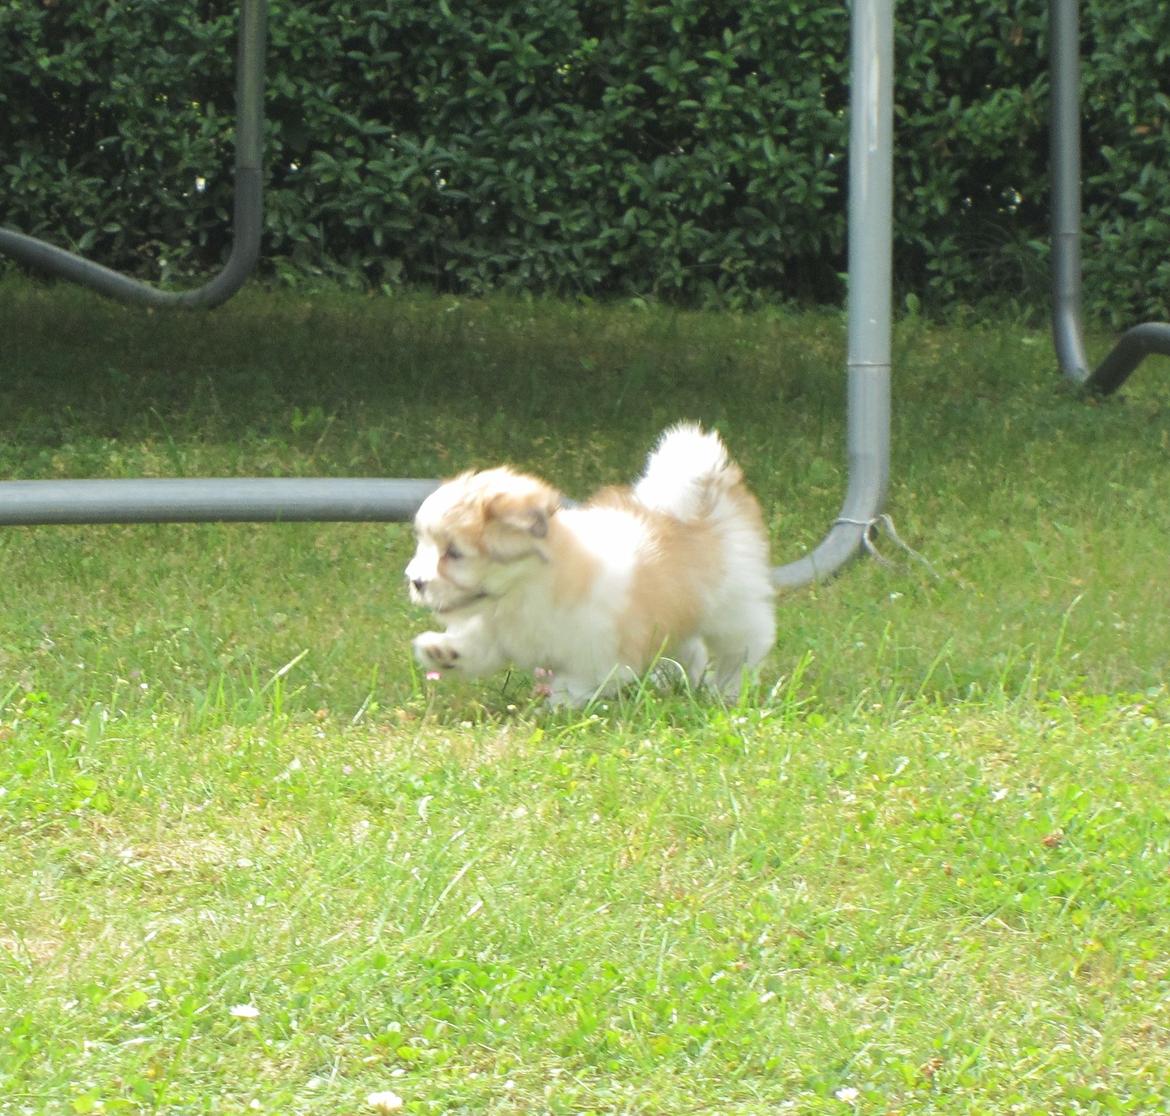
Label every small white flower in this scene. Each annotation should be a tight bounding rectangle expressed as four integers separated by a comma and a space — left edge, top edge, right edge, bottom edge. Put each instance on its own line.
275, 757, 303, 783
835, 1086, 860, 1103
229, 1003, 260, 1019
367, 1091, 404, 1112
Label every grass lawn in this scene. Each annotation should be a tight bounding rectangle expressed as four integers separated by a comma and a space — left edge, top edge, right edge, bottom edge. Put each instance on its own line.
1, 279, 1168, 1114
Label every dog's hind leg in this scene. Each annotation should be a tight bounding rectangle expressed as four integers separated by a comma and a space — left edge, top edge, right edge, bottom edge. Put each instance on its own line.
705, 613, 775, 698
652, 637, 707, 691
546, 664, 639, 708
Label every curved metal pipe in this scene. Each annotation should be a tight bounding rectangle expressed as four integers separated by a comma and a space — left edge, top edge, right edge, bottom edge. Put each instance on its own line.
773, 0, 893, 589
1049, 0, 1170, 393
0, 0, 266, 309
1090, 323, 1170, 396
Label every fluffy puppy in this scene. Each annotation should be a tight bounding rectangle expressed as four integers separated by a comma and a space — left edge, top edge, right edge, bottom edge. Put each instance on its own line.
405, 423, 775, 707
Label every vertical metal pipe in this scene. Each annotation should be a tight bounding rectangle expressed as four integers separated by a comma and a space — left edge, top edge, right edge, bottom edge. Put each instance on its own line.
774, 0, 893, 588
174, 0, 267, 308
1049, 0, 1091, 382
0, 0, 267, 309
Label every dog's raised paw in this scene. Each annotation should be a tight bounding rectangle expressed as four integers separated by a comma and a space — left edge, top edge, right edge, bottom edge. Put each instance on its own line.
413, 632, 461, 671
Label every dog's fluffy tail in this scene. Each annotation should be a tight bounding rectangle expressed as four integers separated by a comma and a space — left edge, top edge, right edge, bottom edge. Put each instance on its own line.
633, 422, 745, 522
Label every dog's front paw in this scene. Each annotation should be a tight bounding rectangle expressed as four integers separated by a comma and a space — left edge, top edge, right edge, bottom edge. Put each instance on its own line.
413, 631, 461, 672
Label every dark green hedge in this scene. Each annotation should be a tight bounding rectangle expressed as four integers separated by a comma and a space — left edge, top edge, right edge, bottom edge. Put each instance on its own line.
2, 0, 1167, 320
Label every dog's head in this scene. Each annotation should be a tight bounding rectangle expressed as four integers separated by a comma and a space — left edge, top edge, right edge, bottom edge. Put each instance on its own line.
406, 467, 561, 615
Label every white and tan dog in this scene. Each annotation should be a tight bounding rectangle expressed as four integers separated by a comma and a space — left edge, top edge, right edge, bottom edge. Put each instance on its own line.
405, 423, 775, 707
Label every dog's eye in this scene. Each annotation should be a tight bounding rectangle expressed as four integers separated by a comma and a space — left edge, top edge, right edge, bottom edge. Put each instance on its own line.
443, 544, 463, 561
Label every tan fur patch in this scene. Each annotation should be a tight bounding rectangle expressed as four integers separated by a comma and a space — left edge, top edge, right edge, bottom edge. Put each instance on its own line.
545, 516, 601, 603
429, 467, 561, 561
724, 476, 767, 535
624, 519, 721, 667
581, 487, 722, 668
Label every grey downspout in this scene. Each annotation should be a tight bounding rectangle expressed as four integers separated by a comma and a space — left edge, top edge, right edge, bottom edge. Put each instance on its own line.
773, 0, 893, 589
0, 0, 267, 309
1049, 0, 1170, 393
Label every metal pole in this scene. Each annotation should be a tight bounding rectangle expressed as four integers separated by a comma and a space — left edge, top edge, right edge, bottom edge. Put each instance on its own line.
0, 478, 439, 526
1049, 0, 1170, 393
774, 0, 893, 589
1049, 0, 1091, 382
0, 0, 267, 309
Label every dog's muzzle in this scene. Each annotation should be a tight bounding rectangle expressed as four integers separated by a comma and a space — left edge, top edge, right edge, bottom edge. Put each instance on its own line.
407, 574, 490, 615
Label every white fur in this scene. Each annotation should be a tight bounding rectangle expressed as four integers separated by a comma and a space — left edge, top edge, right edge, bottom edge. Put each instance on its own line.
634, 421, 731, 520
406, 424, 776, 707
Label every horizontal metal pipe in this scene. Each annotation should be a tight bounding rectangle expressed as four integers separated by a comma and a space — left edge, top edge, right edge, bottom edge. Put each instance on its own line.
0, 478, 439, 526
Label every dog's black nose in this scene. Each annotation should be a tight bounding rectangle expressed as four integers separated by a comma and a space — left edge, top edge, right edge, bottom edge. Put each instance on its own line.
411, 578, 426, 594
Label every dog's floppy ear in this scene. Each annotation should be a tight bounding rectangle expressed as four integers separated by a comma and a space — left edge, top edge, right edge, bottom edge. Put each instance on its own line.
484, 487, 560, 539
